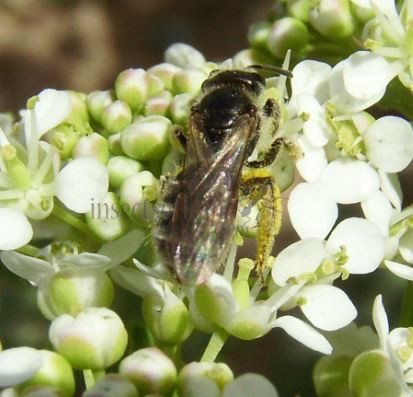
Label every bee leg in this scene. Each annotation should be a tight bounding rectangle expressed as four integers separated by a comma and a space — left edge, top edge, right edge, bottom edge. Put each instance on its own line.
171, 126, 187, 151
240, 175, 282, 277
246, 137, 284, 168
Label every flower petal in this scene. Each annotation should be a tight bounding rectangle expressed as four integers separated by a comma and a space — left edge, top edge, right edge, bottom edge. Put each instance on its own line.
365, 116, 413, 173
0, 251, 53, 285
385, 260, 413, 281
56, 157, 109, 213
300, 285, 357, 331
60, 253, 111, 269
379, 170, 402, 212
271, 316, 333, 354
272, 239, 326, 286
288, 182, 338, 239
0, 347, 43, 387
399, 229, 413, 264
372, 295, 389, 348
34, 89, 72, 137
361, 190, 394, 236
0, 208, 33, 250
320, 159, 380, 204
327, 218, 385, 274
296, 137, 328, 182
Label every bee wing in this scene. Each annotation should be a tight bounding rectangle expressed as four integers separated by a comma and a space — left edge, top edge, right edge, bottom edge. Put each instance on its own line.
167, 113, 257, 285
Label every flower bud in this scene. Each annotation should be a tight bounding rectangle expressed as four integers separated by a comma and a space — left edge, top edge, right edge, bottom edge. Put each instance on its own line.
313, 355, 352, 397
144, 91, 173, 117
19, 350, 75, 397
82, 374, 138, 397
0, 347, 43, 388
45, 125, 79, 160
195, 274, 237, 327
147, 63, 182, 90
21, 387, 65, 397
87, 91, 114, 123
108, 156, 144, 189
66, 91, 92, 136
38, 269, 114, 319
232, 49, 273, 69
115, 69, 164, 112
178, 362, 233, 393
309, 0, 355, 38
248, 22, 272, 49
108, 133, 124, 155
267, 17, 309, 59
49, 308, 128, 370
119, 171, 158, 224
225, 303, 272, 340
172, 69, 207, 94
287, 0, 311, 21
101, 101, 132, 134
349, 350, 402, 397
164, 43, 206, 69
169, 93, 194, 125
86, 192, 129, 241
142, 288, 192, 344
121, 116, 171, 161
73, 133, 109, 164
161, 150, 184, 176
119, 347, 177, 395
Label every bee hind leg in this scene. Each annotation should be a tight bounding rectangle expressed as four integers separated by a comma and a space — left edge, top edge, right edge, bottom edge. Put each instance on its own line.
240, 173, 282, 278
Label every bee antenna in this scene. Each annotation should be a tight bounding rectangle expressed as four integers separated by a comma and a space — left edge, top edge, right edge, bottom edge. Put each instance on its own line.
247, 64, 293, 79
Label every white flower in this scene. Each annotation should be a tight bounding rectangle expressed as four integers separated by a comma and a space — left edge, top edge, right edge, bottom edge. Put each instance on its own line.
372, 295, 413, 394
0, 90, 109, 250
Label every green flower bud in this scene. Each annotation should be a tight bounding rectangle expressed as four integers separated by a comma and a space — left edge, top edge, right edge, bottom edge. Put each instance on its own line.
142, 289, 192, 344
309, 0, 355, 38
172, 69, 207, 94
161, 150, 184, 177
147, 63, 182, 90
119, 171, 158, 224
248, 22, 272, 49
232, 49, 273, 69
49, 308, 128, 370
350, 1, 374, 23
108, 133, 124, 155
19, 351, 75, 397
144, 91, 173, 117
121, 116, 171, 161
115, 69, 164, 112
267, 17, 309, 59
101, 100, 132, 134
86, 192, 129, 241
37, 268, 114, 319
45, 124, 79, 159
178, 362, 233, 395
287, 0, 311, 22
225, 303, 272, 340
170, 93, 194, 125
66, 91, 92, 136
108, 156, 144, 189
164, 43, 206, 69
82, 374, 138, 397
73, 132, 109, 164
87, 91, 114, 123
119, 347, 177, 395
195, 274, 237, 327
349, 350, 403, 397
313, 355, 352, 397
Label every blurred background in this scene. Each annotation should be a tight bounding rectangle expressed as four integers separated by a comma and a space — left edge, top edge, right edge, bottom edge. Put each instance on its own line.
0, 1, 408, 396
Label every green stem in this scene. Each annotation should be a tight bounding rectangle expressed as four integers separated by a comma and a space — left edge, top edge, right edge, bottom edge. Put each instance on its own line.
400, 281, 413, 327
200, 328, 229, 362
52, 203, 98, 241
16, 244, 39, 257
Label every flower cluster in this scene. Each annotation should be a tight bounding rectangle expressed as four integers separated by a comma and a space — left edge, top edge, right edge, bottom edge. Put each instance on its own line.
0, 0, 413, 395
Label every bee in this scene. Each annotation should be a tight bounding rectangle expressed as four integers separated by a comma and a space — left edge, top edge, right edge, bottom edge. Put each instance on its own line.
153, 66, 290, 285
